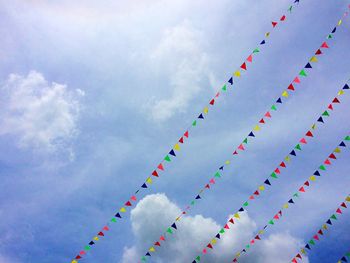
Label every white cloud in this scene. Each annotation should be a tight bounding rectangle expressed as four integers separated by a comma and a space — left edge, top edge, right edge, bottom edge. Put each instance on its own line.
147, 20, 213, 121
0, 71, 84, 154
121, 193, 308, 263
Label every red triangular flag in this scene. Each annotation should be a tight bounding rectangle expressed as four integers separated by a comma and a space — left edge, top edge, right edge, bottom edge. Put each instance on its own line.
332, 97, 340, 103
205, 184, 210, 189
255, 235, 261, 240
157, 163, 164, 171
103, 226, 109, 231
238, 144, 245, 151
329, 153, 336, 159
184, 131, 189, 138
288, 84, 295, 90
304, 181, 310, 187
224, 224, 230, 229
324, 159, 331, 165
328, 104, 333, 110
154, 241, 161, 246
272, 21, 278, 27
259, 118, 265, 124
280, 15, 286, 21
233, 150, 238, 155
275, 168, 281, 174
247, 55, 253, 62
299, 187, 305, 192
292, 258, 297, 263
75, 255, 82, 260
300, 138, 307, 144
131, 195, 137, 201
210, 99, 215, 105
98, 231, 104, 236
321, 42, 329, 48
318, 229, 323, 235
293, 77, 301, 83
125, 201, 132, 206
306, 131, 313, 137
296, 254, 302, 259
336, 208, 342, 214
210, 179, 215, 184
215, 92, 220, 98
315, 49, 322, 55
179, 137, 184, 143
160, 236, 165, 241
152, 170, 159, 177
313, 235, 319, 241
280, 162, 286, 168
207, 243, 213, 249
341, 202, 347, 208
254, 190, 259, 196
274, 214, 279, 220
249, 195, 255, 200
241, 62, 247, 70
229, 218, 234, 224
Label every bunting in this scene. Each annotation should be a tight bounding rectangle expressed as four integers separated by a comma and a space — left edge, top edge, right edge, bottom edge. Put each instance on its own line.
290, 196, 350, 263
141, 12, 346, 261
191, 82, 349, 262
230, 134, 350, 262
337, 250, 350, 263
71, 0, 300, 261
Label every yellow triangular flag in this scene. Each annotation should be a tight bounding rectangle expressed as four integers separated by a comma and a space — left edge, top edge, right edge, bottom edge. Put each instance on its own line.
225, 160, 231, 165
283, 203, 289, 209
234, 70, 241, 77
301, 248, 306, 255
338, 19, 342, 25
338, 90, 345, 96
282, 90, 289, 97
234, 213, 240, 219
176, 217, 181, 221
174, 143, 180, 151
265, 32, 270, 37
259, 185, 265, 191
93, 236, 99, 241
72, 261, 78, 263
322, 224, 328, 230
211, 239, 217, 245
258, 230, 265, 235
311, 124, 316, 130
285, 156, 291, 162
236, 252, 241, 257
149, 247, 155, 252
120, 207, 126, 212
253, 125, 260, 131
309, 175, 316, 181
346, 196, 350, 202
334, 147, 341, 153
146, 177, 153, 184
310, 56, 318, 62
203, 107, 209, 114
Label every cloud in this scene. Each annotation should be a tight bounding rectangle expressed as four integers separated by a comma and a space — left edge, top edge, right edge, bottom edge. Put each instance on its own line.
147, 20, 213, 122
0, 70, 84, 155
121, 193, 308, 263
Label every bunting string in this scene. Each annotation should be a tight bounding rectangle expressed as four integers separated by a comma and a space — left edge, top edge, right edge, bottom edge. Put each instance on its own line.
290, 195, 350, 263
230, 134, 350, 262
191, 82, 350, 263
71, 1, 301, 262
140, 12, 346, 262
337, 250, 350, 263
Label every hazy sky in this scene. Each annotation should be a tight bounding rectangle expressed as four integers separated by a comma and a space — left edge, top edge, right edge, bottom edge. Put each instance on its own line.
0, 0, 349, 263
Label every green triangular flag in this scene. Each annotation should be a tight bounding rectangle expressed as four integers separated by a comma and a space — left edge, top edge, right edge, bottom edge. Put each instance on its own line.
345, 135, 350, 141
319, 165, 326, 171
288, 5, 293, 12
111, 218, 117, 222
222, 84, 227, 91
142, 256, 146, 261
269, 220, 274, 225
327, 34, 333, 39
270, 172, 278, 179
196, 256, 201, 261
192, 120, 197, 126
191, 200, 195, 205
215, 172, 221, 178
309, 239, 315, 245
322, 111, 329, 116
164, 155, 171, 162
167, 227, 173, 234
299, 69, 307, 77
253, 48, 260, 53
219, 228, 225, 234
246, 244, 250, 249
271, 105, 277, 111
243, 201, 249, 207
85, 246, 91, 250
243, 138, 248, 144
295, 144, 302, 150
293, 193, 299, 198
331, 214, 337, 220
345, 252, 350, 257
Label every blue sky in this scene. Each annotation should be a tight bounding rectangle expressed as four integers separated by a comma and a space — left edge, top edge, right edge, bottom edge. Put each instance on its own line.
0, 0, 350, 262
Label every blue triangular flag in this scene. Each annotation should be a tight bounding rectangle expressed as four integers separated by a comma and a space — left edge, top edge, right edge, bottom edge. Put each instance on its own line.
171, 223, 177, 229
264, 179, 271, 185
332, 27, 337, 33
305, 63, 312, 68
198, 113, 204, 119
115, 213, 122, 218
326, 219, 332, 225
260, 40, 266, 45
141, 183, 148, 188
290, 150, 296, 156
317, 117, 324, 123
276, 98, 282, 103
288, 199, 294, 204
339, 141, 346, 147
195, 195, 201, 199
169, 149, 176, 157
343, 84, 349, 90
248, 131, 255, 137
228, 77, 233, 85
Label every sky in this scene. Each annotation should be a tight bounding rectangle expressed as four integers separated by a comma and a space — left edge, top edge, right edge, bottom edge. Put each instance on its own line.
0, 0, 350, 262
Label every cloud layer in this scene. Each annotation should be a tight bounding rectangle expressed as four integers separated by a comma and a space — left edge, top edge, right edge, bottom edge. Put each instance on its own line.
121, 193, 308, 263
0, 71, 84, 155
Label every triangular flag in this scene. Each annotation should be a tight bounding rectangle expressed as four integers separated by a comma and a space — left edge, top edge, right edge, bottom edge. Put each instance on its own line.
247, 55, 253, 62
321, 42, 329, 48
272, 21, 278, 27
305, 63, 312, 68
317, 117, 324, 123
171, 223, 177, 229
306, 131, 313, 137
282, 91, 289, 97
315, 49, 322, 55
248, 131, 255, 137
164, 155, 171, 162
299, 69, 307, 77
260, 40, 266, 45
265, 111, 272, 118
234, 71, 241, 77
288, 84, 295, 91
333, 97, 340, 103
241, 62, 247, 70
280, 15, 286, 21
228, 78, 233, 85
293, 77, 301, 83
310, 56, 318, 62
169, 149, 176, 157
158, 163, 164, 170
264, 179, 271, 185
198, 113, 204, 119
209, 99, 215, 105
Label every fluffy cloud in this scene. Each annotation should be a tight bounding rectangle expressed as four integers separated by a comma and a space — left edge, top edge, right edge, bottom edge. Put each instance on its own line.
0, 71, 84, 155
121, 193, 308, 263
147, 20, 213, 121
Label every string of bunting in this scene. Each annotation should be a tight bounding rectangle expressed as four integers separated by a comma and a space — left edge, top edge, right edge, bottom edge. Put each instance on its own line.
191, 82, 349, 263
141, 13, 342, 262
338, 250, 350, 263
71, 1, 300, 262
290, 195, 350, 263
231, 134, 350, 262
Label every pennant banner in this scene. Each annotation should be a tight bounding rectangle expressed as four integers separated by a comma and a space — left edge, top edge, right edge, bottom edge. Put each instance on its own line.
71, 1, 301, 261
337, 250, 350, 263
191, 82, 349, 262
141, 12, 347, 261
290, 195, 350, 263
231, 134, 350, 262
